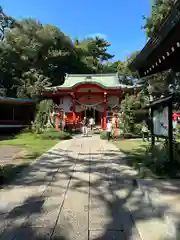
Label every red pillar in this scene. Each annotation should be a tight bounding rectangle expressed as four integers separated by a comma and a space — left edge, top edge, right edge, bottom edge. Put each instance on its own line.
103, 92, 107, 129
55, 110, 59, 131
101, 115, 103, 128
72, 98, 76, 124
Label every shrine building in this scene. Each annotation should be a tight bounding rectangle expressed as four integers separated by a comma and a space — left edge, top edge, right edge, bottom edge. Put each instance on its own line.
43, 73, 140, 129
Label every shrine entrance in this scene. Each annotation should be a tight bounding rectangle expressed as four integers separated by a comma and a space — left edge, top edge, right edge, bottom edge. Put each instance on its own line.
85, 108, 93, 118
81, 108, 101, 124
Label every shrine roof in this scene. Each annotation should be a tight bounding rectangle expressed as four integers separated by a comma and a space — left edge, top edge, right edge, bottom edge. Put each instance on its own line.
62, 73, 120, 88
46, 73, 141, 91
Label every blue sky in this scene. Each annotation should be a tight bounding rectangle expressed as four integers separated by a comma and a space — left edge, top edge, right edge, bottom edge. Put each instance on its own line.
1, 0, 151, 61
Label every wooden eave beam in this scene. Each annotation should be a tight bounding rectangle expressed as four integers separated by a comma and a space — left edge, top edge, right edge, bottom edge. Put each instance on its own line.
129, 1, 180, 72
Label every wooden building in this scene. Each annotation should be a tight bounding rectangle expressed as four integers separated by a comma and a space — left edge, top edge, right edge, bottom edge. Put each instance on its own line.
129, 1, 180, 81
43, 73, 140, 129
0, 97, 36, 132
128, 2, 180, 149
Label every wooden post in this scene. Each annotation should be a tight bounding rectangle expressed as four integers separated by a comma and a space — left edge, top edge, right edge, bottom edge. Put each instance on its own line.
103, 92, 107, 129
150, 106, 155, 146
168, 98, 173, 162
101, 116, 103, 128
71, 93, 76, 128
55, 110, 59, 131
72, 98, 76, 122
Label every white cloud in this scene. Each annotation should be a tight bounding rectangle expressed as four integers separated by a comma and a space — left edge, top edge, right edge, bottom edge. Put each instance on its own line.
86, 33, 107, 39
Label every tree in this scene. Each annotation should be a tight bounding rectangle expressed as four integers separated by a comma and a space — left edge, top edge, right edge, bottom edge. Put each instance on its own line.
74, 37, 114, 73
0, 6, 15, 40
142, 0, 175, 38
0, 7, 137, 100
0, 17, 87, 96
120, 92, 149, 133
31, 99, 55, 133
16, 69, 51, 98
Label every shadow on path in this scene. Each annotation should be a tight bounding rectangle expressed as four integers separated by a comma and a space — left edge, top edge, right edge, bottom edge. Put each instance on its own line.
0, 137, 179, 239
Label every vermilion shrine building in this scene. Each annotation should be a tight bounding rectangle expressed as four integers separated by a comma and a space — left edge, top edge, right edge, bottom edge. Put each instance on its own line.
43, 73, 140, 129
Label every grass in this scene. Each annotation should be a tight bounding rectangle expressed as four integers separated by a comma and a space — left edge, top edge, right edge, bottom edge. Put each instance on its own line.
0, 131, 60, 185
114, 139, 149, 162
114, 139, 156, 178
114, 138, 180, 178
0, 132, 59, 157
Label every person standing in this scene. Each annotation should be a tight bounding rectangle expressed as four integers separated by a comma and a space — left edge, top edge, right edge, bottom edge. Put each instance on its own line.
106, 119, 112, 141
89, 117, 95, 131
82, 117, 88, 136
142, 120, 149, 141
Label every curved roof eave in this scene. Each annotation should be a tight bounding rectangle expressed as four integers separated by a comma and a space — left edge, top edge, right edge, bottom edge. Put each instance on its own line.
45, 82, 141, 92
57, 81, 120, 90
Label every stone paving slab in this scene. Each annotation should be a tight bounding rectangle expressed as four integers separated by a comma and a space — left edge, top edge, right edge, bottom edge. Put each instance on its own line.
136, 179, 180, 239
52, 148, 90, 240
0, 139, 79, 239
0, 135, 177, 239
89, 230, 125, 239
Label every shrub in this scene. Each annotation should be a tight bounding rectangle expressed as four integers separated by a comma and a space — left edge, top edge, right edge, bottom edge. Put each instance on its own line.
120, 92, 148, 134
31, 99, 55, 134
100, 130, 108, 139
175, 125, 180, 138
133, 123, 142, 135
40, 129, 72, 140
144, 141, 180, 177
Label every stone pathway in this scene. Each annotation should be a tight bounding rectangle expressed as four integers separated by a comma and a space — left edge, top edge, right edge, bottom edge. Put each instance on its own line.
0, 136, 176, 239
0, 146, 23, 165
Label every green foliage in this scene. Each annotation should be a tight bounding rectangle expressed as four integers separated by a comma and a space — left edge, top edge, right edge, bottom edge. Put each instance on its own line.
120, 92, 148, 133
31, 99, 55, 133
0, 6, 15, 40
40, 129, 72, 140
145, 141, 180, 177
16, 69, 51, 98
133, 123, 142, 135
120, 96, 135, 133
142, 0, 175, 38
116, 139, 180, 178
175, 125, 180, 138
0, 7, 138, 98
100, 130, 108, 139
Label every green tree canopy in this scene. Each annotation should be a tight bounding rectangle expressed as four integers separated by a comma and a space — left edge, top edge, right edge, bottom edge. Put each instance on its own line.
142, 0, 174, 38
0, 7, 138, 98
120, 91, 149, 133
